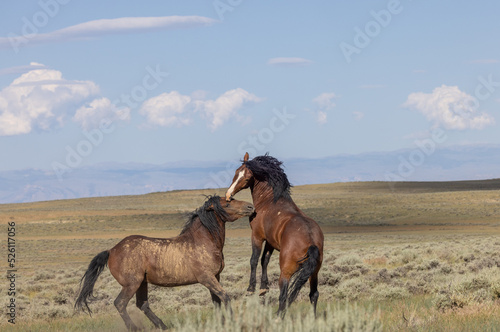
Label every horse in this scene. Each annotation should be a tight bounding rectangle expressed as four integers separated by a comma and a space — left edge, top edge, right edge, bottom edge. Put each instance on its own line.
225, 153, 324, 317
75, 195, 254, 331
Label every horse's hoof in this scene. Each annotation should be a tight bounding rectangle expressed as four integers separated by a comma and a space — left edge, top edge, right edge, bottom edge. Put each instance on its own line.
246, 291, 255, 296
259, 288, 269, 296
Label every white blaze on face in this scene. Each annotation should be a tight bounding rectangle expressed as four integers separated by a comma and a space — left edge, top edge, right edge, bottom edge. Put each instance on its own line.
226, 170, 244, 200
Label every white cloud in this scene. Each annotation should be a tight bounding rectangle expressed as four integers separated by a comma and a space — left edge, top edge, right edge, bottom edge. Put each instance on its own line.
190, 90, 208, 100
0, 67, 99, 136
267, 57, 313, 67
139, 91, 192, 127
1, 16, 218, 50
313, 92, 337, 110
311, 92, 337, 124
404, 85, 495, 130
317, 111, 327, 125
0, 62, 47, 76
139, 88, 262, 130
74, 98, 130, 130
195, 88, 262, 130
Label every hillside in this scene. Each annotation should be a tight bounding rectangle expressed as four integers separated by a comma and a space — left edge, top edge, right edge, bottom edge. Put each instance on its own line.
2, 179, 499, 240
3, 179, 500, 331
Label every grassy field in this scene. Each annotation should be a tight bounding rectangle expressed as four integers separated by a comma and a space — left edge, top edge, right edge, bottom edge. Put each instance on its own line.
1, 180, 500, 331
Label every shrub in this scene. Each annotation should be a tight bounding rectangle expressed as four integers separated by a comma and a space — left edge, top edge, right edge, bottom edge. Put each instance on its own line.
371, 284, 409, 300
462, 253, 475, 263
34, 272, 55, 281
336, 254, 363, 266
173, 296, 383, 332
52, 293, 67, 305
434, 275, 495, 311
491, 279, 500, 298
440, 264, 453, 274
320, 272, 343, 286
428, 259, 440, 269
401, 249, 418, 264
335, 279, 371, 300
456, 276, 491, 293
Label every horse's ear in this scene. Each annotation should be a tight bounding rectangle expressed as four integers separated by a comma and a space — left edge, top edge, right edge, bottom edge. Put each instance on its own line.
243, 152, 249, 162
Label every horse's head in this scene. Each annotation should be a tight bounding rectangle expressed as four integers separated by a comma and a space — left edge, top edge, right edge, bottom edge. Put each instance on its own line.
225, 152, 254, 201
207, 196, 254, 222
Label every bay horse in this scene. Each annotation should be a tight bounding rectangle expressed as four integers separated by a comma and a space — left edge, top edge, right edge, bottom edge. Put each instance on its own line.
225, 153, 324, 317
75, 195, 254, 331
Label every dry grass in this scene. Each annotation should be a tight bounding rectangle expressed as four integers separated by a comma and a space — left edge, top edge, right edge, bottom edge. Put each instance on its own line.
1, 180, 500, 331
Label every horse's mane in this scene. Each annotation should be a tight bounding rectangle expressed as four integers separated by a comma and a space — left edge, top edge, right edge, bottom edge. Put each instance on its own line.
180, 195, 229, 242
245, 154, 292, 202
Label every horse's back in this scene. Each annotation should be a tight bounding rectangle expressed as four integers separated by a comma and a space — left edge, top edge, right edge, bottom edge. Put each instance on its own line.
109, 235, 172, 261
108, 234, 224, 287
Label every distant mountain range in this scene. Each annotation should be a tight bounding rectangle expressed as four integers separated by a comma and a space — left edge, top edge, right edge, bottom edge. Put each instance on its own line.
1, 144, 500, 204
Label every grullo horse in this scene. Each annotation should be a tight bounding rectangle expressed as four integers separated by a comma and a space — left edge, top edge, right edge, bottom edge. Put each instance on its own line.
75, 195, 254, 331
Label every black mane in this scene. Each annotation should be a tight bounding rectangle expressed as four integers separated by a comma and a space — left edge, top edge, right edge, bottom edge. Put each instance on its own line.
245, 154, 292, 202
180, 195, 229, 242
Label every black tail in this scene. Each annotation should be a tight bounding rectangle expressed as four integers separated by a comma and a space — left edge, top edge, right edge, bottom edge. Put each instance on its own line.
74, 250, 109, 315
287, 245, 320, 305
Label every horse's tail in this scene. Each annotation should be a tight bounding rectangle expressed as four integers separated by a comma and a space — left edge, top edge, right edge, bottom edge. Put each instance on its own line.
74, 250, 110, 315
287, 245, 320, 305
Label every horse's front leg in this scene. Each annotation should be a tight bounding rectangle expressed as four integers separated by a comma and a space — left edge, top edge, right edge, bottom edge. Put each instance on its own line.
247, 236, 263, 294
210, 273, 222, 308
199, 274, 232, 314
259, 242, 274, 296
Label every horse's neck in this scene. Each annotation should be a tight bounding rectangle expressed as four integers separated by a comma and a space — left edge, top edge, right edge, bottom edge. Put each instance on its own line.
250, 180, 276, 209
251, 179, 298, 212
188, 217, 226, 250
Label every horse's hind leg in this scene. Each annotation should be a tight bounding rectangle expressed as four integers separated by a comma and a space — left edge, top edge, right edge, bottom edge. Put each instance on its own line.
260, 242, 274, 296
309, 271, 319, 317
136, 280, 167, 330
277, 274, 289, 318
114, 285, 140, 331
277, 257, 296, 318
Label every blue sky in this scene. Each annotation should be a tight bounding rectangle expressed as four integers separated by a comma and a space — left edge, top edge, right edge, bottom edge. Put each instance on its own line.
1, 0, 499, 173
